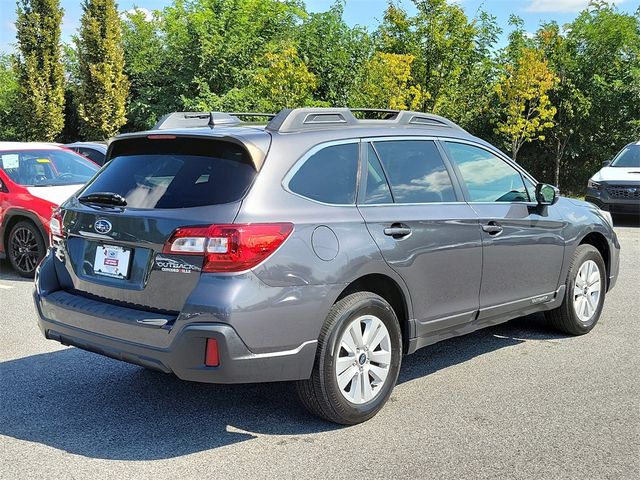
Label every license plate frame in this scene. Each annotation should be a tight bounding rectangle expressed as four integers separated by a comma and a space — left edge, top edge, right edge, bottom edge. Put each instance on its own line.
93, 244, 132, 279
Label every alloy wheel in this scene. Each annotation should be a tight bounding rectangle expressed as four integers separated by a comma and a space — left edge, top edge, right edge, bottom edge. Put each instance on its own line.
573, 259, 601, 322
334, 314, 392, 405
10, 226, 41, 274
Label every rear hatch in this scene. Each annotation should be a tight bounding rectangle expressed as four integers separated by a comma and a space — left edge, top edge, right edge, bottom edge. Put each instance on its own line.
53, 135, 266, 313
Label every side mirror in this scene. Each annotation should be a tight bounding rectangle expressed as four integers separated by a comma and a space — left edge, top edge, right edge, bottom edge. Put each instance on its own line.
602, 160, 610, 167
535, 183, 560, 206
0, 178, 6, 193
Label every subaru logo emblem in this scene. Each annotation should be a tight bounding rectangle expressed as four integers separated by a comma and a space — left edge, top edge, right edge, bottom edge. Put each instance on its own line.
94, 219, 112, 234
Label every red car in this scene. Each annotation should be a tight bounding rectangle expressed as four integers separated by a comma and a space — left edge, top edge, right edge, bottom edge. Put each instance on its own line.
0, 142, 99, 277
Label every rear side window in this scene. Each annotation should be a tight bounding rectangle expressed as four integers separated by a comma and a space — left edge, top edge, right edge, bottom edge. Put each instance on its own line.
443, 142, 529, 203
372, 140, 456, 203
81, 138, 256, 209
78, 147, 106, 165
288, 143, 359, 204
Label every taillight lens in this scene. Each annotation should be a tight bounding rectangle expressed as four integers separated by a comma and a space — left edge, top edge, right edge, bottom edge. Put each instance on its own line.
205, 338, 219, 367
50, 209, 64, 240
163, 223, 293, 273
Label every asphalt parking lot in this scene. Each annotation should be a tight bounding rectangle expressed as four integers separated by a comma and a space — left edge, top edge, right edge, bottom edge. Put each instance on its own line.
1, 221, 638, 480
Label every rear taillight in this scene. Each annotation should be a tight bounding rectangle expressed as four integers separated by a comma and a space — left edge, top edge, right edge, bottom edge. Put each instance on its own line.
163, 223, 293, 273
49, 209, 64, 240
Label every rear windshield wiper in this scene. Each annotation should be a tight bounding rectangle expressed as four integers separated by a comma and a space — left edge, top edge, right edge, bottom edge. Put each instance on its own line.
78, 192, 127, 207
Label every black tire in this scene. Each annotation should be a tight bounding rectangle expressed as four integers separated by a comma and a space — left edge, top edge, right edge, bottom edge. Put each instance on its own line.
7, 220, 46, 278
545, 244, 607, 335
296, 292, 402, 425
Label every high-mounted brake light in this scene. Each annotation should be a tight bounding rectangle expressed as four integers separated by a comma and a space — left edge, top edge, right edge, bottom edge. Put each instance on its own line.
147, 134, 177, 140
163, 223, 293, 273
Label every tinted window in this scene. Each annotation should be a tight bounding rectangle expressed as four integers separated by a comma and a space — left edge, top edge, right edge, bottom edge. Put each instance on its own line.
372, 140, 456, 203
611, 144, 640, 168
364, 145, 393, 204
81, 138, 256, 209
79, 147, 106, 165
0, 149, 98, 186
444, 142, 529, 202
289, 143, 359, 204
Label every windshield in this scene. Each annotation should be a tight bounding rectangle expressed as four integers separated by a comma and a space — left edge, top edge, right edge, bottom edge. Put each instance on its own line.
0, 149, 99, 186
610, 144, 640, 168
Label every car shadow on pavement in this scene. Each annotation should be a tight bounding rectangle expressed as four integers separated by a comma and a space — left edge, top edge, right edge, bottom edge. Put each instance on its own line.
0, 313, 568, 461
613, 214, 640, 228
0, 260, 34, 283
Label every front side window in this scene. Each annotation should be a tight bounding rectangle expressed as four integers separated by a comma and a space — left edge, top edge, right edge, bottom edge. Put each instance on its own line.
289, 143, 359, 204
444, 142, 529, 203
372, 140, 456, 203
0, 149, 98, 187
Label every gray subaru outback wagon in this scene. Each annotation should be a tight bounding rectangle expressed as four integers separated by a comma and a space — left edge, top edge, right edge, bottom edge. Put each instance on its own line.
34, 108, 620, 424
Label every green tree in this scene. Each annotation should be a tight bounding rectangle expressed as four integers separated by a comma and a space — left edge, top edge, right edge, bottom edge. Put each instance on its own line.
351, 52, 422, 110
495, 48, 557, 161
14, 0, 65, 141
121, 8, 166, 130
297, 1, 372, 106
160, 0, 304, 112
377, 0, 477, 114
0, 55, 19, 140
76, 0, 129, 139
563, 1, 640, 189
248, 42, 317, 111
536, 22, 590, 187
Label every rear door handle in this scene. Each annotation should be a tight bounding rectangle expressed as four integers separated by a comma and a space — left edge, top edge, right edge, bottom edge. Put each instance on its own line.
481, 222, 503, 235
384, 224, 412, 238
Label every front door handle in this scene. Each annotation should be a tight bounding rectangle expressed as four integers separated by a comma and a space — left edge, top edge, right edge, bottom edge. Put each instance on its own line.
481, 222, 503, 235
384, 224, 412, 238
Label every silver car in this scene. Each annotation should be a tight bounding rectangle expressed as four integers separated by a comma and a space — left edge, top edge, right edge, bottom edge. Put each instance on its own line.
34, 108, 620, 424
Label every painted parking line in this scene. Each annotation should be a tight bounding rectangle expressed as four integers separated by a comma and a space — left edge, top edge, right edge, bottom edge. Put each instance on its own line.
0, 284, 14, 290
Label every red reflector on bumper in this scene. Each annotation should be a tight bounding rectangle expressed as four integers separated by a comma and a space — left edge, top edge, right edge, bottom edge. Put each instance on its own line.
205, 338, 219, 367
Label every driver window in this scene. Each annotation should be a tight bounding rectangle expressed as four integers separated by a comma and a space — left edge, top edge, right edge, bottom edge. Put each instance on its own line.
443, 142, 529, 203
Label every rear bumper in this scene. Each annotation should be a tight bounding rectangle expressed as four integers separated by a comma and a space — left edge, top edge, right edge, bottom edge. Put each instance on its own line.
33, 255, 327, 384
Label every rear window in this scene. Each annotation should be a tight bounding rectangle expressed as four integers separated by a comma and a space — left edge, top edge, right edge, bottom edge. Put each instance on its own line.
81, 138, 256, 209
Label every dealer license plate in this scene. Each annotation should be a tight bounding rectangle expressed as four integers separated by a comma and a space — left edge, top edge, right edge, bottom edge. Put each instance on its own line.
93, 244, 131, 279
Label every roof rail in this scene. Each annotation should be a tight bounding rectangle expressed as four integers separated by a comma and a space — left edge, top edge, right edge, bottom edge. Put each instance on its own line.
265, 108, 463, 133
229, 112, 276, 120
153, 108, 463, 133
152, 111, 277, 130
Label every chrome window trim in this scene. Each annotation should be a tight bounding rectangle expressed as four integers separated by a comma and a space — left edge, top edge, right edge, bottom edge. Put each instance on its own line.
282, 138, 361, 208
357, 202, 468, 208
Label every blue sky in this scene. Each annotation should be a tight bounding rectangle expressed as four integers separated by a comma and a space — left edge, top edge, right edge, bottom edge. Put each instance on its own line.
0, 0, 637, 54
